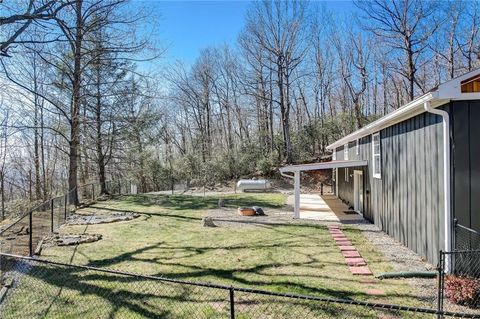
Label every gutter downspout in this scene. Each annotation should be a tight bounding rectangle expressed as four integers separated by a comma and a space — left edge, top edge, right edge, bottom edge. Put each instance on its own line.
280, 170, 300, 219
424, 101, 452, 270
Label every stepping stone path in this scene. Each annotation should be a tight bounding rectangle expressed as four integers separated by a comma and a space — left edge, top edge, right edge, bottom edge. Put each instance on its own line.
327, 225, 373, 276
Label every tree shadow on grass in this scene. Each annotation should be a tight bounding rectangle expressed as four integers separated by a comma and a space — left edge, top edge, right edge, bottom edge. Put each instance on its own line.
2, 253, 419, 319
112, 194, 285, 211
3, 263, 360, 318
75, 242, 414, 302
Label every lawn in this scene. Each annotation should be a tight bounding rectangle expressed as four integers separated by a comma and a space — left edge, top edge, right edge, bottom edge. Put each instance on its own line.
0, 193, 428, 318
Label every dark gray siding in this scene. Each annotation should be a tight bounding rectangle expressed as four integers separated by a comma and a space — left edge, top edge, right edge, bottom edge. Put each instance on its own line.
335, 108, 446, 264
451, 100, 480, 232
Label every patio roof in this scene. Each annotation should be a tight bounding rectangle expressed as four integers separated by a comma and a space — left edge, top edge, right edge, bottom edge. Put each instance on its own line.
279, 160, 368, 219
279, 160, 368, 174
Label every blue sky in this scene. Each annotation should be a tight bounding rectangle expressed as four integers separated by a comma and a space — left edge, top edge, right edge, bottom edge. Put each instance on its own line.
141, 1, 356, 66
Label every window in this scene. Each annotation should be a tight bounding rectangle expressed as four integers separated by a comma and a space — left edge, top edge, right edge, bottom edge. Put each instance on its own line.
344, 144, 349, 160
372, 133, 381, 179
356, 139, 359, 156
344, 168, 349, 182
332, 150, 336, 161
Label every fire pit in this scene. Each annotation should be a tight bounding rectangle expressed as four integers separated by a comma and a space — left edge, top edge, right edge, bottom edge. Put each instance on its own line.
238, 207, 256, 216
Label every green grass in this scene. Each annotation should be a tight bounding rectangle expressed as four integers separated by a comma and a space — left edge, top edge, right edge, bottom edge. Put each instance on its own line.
1, 193, 429, 318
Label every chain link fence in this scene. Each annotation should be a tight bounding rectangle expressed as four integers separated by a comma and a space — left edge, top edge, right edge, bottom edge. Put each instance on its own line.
438, 249, 480, 317
455, 223, 480, 251
0, 181, 137, 257
0, 253, 478, 319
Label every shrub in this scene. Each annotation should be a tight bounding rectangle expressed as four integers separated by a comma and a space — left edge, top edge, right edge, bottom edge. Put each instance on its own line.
256, 156, 275, 176
445, 275, 480, 308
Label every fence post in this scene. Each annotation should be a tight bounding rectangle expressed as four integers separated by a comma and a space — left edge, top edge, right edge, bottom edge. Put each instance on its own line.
229, 287, 235, 319
64, 194, 68, 220
29, 211, 33, 257
92, 184, 95, 201
118, 181, 121, 195
75, 187, 78, 210
50, 198, 54, 232
437, 250, 444, 319
321, 183, 324, 196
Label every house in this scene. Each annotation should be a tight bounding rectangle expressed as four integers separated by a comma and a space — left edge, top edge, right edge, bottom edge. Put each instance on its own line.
280, 69, 480, 265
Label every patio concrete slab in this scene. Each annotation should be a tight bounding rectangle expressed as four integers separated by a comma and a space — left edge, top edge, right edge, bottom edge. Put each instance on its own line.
320, 195, 366, 223
287, 194, 340, 221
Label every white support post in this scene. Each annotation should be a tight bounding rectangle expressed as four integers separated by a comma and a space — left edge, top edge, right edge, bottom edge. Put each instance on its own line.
294, 171, 300, 219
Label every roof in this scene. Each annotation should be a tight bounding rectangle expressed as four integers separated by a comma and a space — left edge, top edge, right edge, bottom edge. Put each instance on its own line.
327, 69, 480, 150
279, 160, 368, 173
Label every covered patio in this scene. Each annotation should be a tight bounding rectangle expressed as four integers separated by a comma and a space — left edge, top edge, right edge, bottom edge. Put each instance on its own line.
286, 194, 365, 223
279, 160, 367, 220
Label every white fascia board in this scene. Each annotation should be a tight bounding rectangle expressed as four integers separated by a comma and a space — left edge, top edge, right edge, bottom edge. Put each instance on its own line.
279, 160, 368, 173
326, 93, 437, 150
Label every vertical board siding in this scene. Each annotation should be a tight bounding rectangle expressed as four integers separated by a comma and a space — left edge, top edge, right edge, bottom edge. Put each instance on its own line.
335, 107, 445, 264
452, 100, 480, 232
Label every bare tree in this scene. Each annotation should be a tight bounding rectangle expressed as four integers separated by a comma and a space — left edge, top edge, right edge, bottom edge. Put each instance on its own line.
0, 0, 73, 57
356, 0, 442, 101
241, 0, 310, 163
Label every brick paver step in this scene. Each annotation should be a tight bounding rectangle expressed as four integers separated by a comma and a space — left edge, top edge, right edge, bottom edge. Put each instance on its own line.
349, 266, 373, 276
330, 232, 345, 238
345, 257, 366, 266
365, 288, 385, 296
334, 240, 352, 246
341, 250, 361, 258
339, 245, 356, 251
329, 231, 344, 235
327, 225, 340, 229
327, 226, 373, 276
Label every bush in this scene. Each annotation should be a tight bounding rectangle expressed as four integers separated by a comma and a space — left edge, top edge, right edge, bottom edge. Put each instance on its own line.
256, 156, 276, 176
445, 275, 480, 308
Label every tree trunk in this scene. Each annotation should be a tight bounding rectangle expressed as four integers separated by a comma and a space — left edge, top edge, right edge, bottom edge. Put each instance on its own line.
406, 39, 415, 101
0, 171, 4, 220
68, 0, 83, 205
96, 98, 107, 194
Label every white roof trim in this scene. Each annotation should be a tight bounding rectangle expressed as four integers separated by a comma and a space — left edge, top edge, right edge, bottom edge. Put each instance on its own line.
279, 160, 368, 173
327, 69, 480, 150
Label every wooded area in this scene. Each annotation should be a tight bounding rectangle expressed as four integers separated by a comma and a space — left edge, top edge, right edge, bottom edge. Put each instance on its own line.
0, 0, 479, 218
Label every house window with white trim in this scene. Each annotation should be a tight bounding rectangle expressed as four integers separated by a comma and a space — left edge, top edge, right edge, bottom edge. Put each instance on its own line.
356, 139, 359, 156
372, 133, 381, 179
344, 144, 349, 160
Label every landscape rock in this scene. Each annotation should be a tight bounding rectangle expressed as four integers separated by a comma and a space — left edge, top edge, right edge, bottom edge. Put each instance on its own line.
202, 216, 217, 227
67, 211, 139, 225
44, 233, 102, 246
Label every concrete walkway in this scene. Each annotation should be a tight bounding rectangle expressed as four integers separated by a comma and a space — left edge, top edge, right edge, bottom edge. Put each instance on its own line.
287, 194, 339, 221
287, 194, 365, 223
